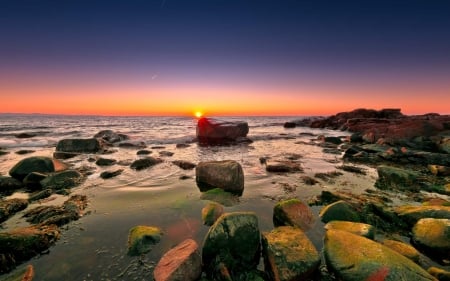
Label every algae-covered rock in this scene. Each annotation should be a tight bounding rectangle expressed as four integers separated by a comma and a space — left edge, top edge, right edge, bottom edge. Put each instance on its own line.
40, 170, 84, 190
0, 198, 28, 223
200, 188, 239, 207
428, 267, 450, 281
202, 212, 260, 279
319, 200, 360, 223
412, 218, 450, 260
202, 202, 224, 226
375, 165, 420, 191
127, 225, 162, 256
262, 226, 320, 281
324, 221, 375, 239
381, 239, 420, 263
196, 160, 244, 195
324, 229, 436, 281
273, 198, 315, 230
9, 156, 55, 181
153, 239, 201, 281
394, 205, 450, 226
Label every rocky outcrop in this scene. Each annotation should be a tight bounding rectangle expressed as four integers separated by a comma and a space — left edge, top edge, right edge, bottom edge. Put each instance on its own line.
56, 138, 107, 153
196, 160, 244, 195
9, 156, 55, 181
153, 239, 202, 281
324, 221, 375, 239
127, 225, 162, 256
319, 200, 360, 223
273, 199, 315, 230
262, 226, 320, 281
324, 229, 436, 281
202, 212, 260, 279
412, 218, 450, 260
196, 117, 249, 145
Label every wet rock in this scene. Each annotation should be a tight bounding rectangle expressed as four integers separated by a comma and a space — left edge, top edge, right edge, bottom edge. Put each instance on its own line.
53, 151, 79, 159
0, 225, 60, 273
337, 165, 367, 175
118, 141, 147, 149
196, 160, 244, 195
0, 150, 9, 156
28, 189, 53, 202
40, 170, 84, 190
412, 218, 450, 260
9, 156, 55, 181
0, 198, 28, 223
319, 200, 360, 223
202, 212, 260, 279
56, 138, 107, 153
15, 149, 35, 155
324, 229, 436, 281
153, 239, 202, 281
428, 267, 450, 281
196, 117, 249, 145
0, 176, 23, 192
324, 136, 343, 145
301, 175, 319, 185
262, 226, 320, 281
93, 130, 129, 143
201, 202, 224, 226
176, 143, 190, 148
381, 239, 420, 263
100, 169, 123, 179
273, 198, 315, 230
200, 188, 239, 207
95, 157, 117, 166
172, 160, 196, 170
15, 133, 37, 139
314, 171, 343, 182
266, 161, 303, 173
324, 221, 375, 239
394, 205, 450, 226
24, 195, 87, 227
130, 157, 163, 171
283, 122, 296, 128
159, 151, 174, 157
127, 225, 162, 256
23, 172, 47, 190
375, 165, 420, 192
137, 149, 152, 155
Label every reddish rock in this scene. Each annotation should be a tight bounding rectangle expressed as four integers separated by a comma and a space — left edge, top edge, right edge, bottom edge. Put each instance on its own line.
197, 117, 249, 145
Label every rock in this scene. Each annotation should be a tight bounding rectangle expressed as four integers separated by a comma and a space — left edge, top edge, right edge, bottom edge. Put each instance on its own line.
266, 161, 303, 173
137, 149, 152, 155
172, 160, 196, 170
176, 143, 190, 148
381, 239, 420, 263
196, 160, 244, 195
375, 165, 420, 192
28, 189, 53, 202
324, 229, 436, 281
196, 117, 249, 145
0, 225, 60, 273
262, 226, 320, 281
127, 225, 162, 256
412, 218, 450, 260
324, 136, 343, 145
201, 202, 224, 226
24, 195, 87, 226
118, 141, 147, 149
23, 172, 47, 190
159, 151, 174, 157
9, 156, 55, 181
130, 157, 163, 170
438, 137, 450, 154
428, 165, 450, 176
428, 267, 450, 281
324, 221, 375, 239
56, 138, 107, 153
337, 165, 367, 175
283, 122, 296, 128
95, 157, 117, 166
301, 176, 318, 185
394, 205, 450, 226
0, 198, 28, 223
273, 198, 315, 230
15, 133, 37, 138
0, 176, 23, 192
53, 151, 79, 159
319, 200, 360, 223
202, 212, 260, 279
153, 239, 202, 281
0, 150, 9, 156
200, 188, 239, 207
93, 130, 129, 143
40, 170, 84, 190
100, 169, 123, 179
2, 264, 35, 281
15, 149, 35, 155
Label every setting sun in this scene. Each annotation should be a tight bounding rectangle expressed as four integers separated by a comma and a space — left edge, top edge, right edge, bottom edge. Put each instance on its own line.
195, 111, 203, 118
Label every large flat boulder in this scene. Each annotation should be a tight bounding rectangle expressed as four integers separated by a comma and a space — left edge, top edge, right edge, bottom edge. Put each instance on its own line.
196, 160, 244, 195
196, 117, 249, 145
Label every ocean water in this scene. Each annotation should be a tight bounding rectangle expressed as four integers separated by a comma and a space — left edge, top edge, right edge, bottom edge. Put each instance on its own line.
0, 114, 376, 281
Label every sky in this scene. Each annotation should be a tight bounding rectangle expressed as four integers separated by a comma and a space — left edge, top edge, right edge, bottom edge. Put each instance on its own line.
1, 0, 450, 116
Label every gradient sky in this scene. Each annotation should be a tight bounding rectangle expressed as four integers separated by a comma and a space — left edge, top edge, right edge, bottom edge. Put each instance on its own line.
1, 0, 450, 116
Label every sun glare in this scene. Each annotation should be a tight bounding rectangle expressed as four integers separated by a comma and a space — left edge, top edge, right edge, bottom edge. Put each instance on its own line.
195, 111, 203, 118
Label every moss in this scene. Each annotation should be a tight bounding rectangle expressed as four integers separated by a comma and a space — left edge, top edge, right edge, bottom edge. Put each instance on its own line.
127, 225, 162, 256
395, 205, 450, 226
381, 239, 420, 263
412, 218, 450, 259
202, 202, 224, 226
324, 221, 375, 239
200, 188, 239, 207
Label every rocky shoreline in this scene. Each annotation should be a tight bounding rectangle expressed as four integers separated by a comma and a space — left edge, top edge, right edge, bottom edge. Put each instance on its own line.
0, 109, 449, 280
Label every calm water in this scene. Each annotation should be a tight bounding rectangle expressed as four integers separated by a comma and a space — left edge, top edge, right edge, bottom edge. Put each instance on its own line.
0, 115, 377, 281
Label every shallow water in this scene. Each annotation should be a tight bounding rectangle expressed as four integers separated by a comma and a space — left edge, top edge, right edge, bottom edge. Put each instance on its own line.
0, 115, 401, 280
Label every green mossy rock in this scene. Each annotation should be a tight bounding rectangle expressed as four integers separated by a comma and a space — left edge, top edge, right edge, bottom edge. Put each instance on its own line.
40, 170, 84, 190
202, 212, 260, 280
324, 229, 436, 281
9, 156, 55, 181
412, 218, 450, 260
262, 226, 320, 281
394, 205, 450, 226
324, 221, 375, 239
319, 200, 360, 223
127, 225, 162, 256
273, 198, 315, 230
375, 165, 420, 191
202, 202, 224, 226
200, 188, 239, 207
196, 160, 244, 195
381, 239, 420, 263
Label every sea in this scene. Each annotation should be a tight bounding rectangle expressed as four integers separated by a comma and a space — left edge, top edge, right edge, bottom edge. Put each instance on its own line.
0, 114, 376, 281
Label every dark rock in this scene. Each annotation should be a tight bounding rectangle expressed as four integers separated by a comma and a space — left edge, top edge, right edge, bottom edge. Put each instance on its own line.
9, 156, 55, 181
95, 157, 117, 166
375, 165, 420, 192
127, 225, 162, 256
53, 151, 79, 159
100, 169, 123, 179
200, 188, 239, 207
0, 176, 23, 192
196, 160, 244, 195
176, 143, 190, 148
0, 198, 28, 223
159, 151, 174, 157
196, 117, 249, 145
172, 160, 196, 170
301, 175, 319, 185
283, 122, 296, 128
337, 165, 367, 175
0, 225, 60, 274
324, 221, 375, 239
412, 218, 450, 260
0, 150, 9, 156
154, 239, 202, 281
130, 157, 163, 170
266, 161, 302, 173
201, 202, 224, 226
40, 170, 84, 190
93, 130, 129, 143
28, 189, 53, 202
137, 149, 152, 155
151, 146, 166, 149
324, 136, 343, 145
15, 132, 36, 139
118, 141, 147, 149
56, 138, 107, 153
262, 226, 320, 281
15, 150, 35, 155
319, 200, 360, 223
273, 199, 315, 230
23, 172, 47, 190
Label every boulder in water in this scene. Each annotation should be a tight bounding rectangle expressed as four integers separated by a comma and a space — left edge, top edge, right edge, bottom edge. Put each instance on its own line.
127, 225, 162, 256
196, 160, 244, 195
56, 138, 107, 153
9, 156, 55, 181
196, 117, 249, 145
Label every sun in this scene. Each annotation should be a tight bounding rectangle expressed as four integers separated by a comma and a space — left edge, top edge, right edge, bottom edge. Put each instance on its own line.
194, 111, 203, 118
